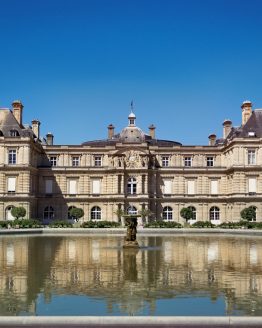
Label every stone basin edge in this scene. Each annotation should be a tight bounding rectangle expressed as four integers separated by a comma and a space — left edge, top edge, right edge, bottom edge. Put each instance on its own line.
1, 227, 262, 236
0, 316, 262, 327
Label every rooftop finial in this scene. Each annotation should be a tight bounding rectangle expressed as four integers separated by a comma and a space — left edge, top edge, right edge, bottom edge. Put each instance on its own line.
130, 100, 134, 111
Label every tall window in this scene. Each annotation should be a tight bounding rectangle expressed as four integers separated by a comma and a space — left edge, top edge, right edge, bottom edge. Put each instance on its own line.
127, 206, 137, 215
7, 177, 16, 193
45, 180, 53, 194
91, 206, 101, 220
188, 206, 196, 220
209, 206, 220, 220
127, 177, 137, 194
94, 156, 102, 167
50, 156, 57, 166
187, 180, 195, 195
72, 156, 80, 167
162, 156, 169, 167
248, 178, 257, 194
207, 157, 214, 167
163, 206, 173, 220
8, 150, 16, 164
68, 179, 77, 195
248, 150, 256, 165
163, 180, 172, 194
184, 157, 192, 167
92, 179, 101, 194
43, 206, 54, 220
6, 206, 15, 221
211, 180, 218, 195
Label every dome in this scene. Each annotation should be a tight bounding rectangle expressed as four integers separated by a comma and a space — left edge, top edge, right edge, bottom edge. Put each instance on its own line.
120, 126, 145, 143
128, 111, 136, 119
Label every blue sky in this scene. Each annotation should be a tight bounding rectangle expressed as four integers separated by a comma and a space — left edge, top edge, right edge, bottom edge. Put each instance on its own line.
0, 0, 262, 145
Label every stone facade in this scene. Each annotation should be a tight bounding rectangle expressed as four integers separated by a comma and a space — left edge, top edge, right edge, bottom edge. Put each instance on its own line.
0, 100, 262, 224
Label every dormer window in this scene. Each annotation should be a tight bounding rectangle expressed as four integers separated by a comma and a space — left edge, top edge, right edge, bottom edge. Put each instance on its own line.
10, 130, 19, 137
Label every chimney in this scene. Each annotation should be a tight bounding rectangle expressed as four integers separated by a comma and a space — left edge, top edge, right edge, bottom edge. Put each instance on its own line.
31, 119, 40, 139
107, 124, 115, 139
208, 134, 216, 146
46, 132, 54, 145
12, 100, 23, 125
149, 124, 156, 139
241, 100, 252, 125
223, 119, 232, 139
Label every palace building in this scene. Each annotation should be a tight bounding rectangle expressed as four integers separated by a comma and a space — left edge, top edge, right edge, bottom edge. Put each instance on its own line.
0, 100, 261, 224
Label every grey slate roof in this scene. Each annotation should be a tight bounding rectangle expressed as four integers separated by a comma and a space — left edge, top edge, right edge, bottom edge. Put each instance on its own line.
82, 133, 182, 147
0, 109, 35, 138
222, 110, 262, 144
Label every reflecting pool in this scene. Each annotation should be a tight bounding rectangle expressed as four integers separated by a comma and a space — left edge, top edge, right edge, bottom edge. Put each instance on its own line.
0, 234, 262, 316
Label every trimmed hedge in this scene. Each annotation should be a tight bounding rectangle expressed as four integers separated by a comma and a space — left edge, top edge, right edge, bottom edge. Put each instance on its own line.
48, 220, 73, 228
190, 221, 215, 228
0, 219, 42, 229
81, 221, 121, 228
144, 221, 182, 228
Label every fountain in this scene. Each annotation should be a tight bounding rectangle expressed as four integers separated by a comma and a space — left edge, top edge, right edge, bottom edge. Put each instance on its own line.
123, 215, 140, 248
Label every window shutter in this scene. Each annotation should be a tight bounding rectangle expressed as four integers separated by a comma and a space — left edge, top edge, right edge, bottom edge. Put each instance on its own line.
248, 178, 256, 193
7, 177, 16, 192
45, 180, 53, 194
211, 180, 218, 194
164, 180, 172, 194
69, 180, 77, 194
188, 180, 195, 195
92, 179, 101, 194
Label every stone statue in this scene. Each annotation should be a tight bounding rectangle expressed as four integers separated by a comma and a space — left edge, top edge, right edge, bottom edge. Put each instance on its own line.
123, 216, 139, 248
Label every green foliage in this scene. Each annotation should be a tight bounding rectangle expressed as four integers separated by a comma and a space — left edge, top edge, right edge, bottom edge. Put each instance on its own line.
13, 219, 42, 228
49, 220, 73, 228
144, 221, 182, 228
139, 208, 154, 219
69, 207, 84, 221
0, 221, 12, 228
81, 220, 121, 228
114, 208, 125, 222
0, 219, 42, 229
180, 207, 193, 222
11, 206, 26, 219
240, 206, 256, 221
190, 221, 215, 228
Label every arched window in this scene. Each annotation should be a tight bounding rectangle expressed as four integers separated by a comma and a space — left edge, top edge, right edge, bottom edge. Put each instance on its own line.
43, 206, 54, 220
209, 206, 220, 221
9, 130, 19, 137
127, 177, 137, 195
163, 206, 173, 221
6, 206, 15, 221
127, 206, 137, 215
0, 130, 3, 136
188, 206, 197, 220
68, 206, 76, 220
91, 206, 101, 220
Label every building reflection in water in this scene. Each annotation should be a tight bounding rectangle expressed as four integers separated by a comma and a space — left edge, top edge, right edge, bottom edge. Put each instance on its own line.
0, 235, 262, 316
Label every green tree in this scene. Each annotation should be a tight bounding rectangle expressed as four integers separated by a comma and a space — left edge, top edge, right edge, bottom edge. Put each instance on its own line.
240, 206, 256, 221
180, 207, 193, 222
114, 207, 125, 223
138, 208, 154, 224
11, 206, 26, 220
69, 207, 84, 222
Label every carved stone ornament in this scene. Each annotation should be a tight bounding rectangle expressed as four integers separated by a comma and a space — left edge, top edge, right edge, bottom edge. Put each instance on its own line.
125, 150, 142, 168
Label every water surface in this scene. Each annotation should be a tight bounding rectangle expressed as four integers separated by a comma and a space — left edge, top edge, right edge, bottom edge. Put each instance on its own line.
0, 234, 262, 316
